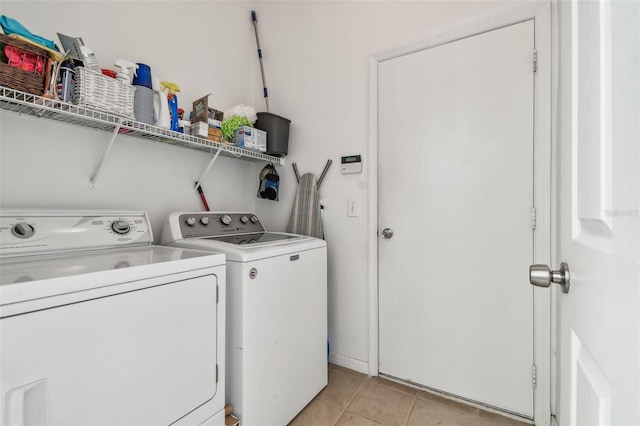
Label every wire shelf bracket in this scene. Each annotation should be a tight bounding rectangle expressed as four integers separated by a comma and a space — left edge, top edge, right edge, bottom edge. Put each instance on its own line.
89, 119, 122, 189
195, 147, 223, 191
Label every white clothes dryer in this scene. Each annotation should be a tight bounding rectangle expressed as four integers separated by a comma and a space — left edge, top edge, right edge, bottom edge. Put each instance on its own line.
0, 210, 226, 426
162, 212, 327, 426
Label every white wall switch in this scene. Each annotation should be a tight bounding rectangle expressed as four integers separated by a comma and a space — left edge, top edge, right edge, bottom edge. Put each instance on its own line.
347, 199, 360, 217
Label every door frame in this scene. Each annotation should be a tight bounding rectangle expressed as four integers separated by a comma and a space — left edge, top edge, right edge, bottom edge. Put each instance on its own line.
366, 1, 553, 424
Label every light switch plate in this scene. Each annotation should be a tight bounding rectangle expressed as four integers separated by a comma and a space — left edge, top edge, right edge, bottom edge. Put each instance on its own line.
347, 199, 360, 217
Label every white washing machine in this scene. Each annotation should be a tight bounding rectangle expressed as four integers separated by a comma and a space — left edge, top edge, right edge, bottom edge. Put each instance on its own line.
0, 210, 226, 426
162, 212, 327, 426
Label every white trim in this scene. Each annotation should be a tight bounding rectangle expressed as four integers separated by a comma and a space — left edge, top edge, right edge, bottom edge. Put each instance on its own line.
532, 3, 553, 426
373, 1, 549, 63
367, 54, 379, 378
367, 2, 552, 425
329, 353, 369, 376
549, 0, 561, 418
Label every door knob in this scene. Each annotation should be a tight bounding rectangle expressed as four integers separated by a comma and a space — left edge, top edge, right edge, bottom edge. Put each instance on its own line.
529, 262, 570, 293
381, 228, 394, 239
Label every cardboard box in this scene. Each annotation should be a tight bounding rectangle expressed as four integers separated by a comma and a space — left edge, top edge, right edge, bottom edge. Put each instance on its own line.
235, 126, 266, 152
225, 414, 239, 426
208, 127, 222, 138
208, 108, 224, 121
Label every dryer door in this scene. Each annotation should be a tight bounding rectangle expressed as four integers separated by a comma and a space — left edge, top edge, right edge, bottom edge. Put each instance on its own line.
1, 273, 219, 425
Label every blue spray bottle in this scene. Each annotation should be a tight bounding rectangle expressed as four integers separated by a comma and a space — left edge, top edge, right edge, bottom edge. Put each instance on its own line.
160, 81, 180, 131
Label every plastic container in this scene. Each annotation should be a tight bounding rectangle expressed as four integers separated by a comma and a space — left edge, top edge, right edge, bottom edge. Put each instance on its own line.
133, 63, 152, 89
254, 112, 291, 156
134, 85, 154, 124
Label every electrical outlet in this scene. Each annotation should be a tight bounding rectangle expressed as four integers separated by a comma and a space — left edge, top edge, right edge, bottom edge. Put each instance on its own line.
347, 199, 360, 217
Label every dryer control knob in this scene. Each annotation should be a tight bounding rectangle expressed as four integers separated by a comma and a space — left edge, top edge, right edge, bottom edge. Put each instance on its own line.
250, 215, 258, 223
221, 214, 232, 226
200, 216, 210, 225
12, 222, 35, 239
240, 215, 249, 224
111, 220, 131, 235
186, 217, 197, 226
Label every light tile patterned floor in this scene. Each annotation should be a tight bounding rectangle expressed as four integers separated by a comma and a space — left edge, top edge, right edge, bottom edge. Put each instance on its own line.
289, 364, 532, 426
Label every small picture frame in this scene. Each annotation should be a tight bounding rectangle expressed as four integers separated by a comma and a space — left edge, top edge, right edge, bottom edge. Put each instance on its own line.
192, 94, 210, 123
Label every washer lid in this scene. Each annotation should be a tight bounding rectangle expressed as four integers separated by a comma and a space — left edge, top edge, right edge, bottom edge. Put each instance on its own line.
207, 232, 302, 245
168, 232, 326, 262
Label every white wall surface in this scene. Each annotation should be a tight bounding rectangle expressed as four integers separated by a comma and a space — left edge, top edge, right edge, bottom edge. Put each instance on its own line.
0, 0, 538, 370
250, 1, 539, 369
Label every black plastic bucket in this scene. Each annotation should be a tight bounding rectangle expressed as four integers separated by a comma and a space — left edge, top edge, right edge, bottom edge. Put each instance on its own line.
254, 112, 291, 156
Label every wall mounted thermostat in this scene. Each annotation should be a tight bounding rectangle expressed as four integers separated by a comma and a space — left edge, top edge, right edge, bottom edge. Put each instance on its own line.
341, 155, 362, 174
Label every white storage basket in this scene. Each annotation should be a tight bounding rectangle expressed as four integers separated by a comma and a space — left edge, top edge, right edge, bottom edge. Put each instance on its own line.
73, 67, 136, 119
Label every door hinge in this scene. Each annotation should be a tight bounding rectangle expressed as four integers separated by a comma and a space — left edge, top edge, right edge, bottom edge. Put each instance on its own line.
532, 364, 537, 388
216, 365, 219, 383
531, 207, 537, 230
533, 50, 538, 73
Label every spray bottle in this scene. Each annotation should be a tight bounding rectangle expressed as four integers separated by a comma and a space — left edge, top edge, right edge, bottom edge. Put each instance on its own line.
153, 76, 171, 129
160, 81, 181, 132
114, 60, 138, 84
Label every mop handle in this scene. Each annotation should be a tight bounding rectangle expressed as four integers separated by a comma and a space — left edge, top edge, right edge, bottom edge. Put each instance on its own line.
195, 183, 211, 211
252, 11, 270, 112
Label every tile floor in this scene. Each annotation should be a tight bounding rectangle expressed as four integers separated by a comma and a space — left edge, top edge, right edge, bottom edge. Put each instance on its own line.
289, 364, 532, 426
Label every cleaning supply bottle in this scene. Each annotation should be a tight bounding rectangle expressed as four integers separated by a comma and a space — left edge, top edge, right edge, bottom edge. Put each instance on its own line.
114, 60, 138, 84
160, 81, 180, 132
153, 76, 171, 129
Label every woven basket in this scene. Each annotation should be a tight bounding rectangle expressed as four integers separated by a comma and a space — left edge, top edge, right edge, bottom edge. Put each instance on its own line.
73, 67, 136, 119
0, 34, 52, 95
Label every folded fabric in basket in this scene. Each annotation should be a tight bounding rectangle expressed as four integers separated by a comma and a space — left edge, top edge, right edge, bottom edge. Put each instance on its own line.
4, 44, 45, 74
8, 34, 63, 62
0, 15, 56, 50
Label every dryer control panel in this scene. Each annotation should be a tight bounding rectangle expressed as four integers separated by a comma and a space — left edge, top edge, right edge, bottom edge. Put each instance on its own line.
0, 210, 153, 258
177, 212, 265, 238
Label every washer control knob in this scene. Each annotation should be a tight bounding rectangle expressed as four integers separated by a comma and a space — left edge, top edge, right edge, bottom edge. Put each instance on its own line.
250, 215, 259, 223
111, 220, 131, 235
200, 216, 210, 225
221, 214, 232, 226
12, 222, 35, 239
240, 215, 249, 224
186, 217, 197, 226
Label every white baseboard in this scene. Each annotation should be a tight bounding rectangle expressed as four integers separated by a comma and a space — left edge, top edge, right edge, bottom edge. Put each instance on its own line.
329, 352, 369, 375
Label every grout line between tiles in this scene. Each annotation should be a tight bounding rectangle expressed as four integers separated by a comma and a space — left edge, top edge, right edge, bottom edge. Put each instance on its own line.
401, 394, 418, 426
331, 373, 369, 426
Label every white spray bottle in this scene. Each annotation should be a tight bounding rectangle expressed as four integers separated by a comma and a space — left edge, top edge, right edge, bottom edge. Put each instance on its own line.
153, 76, 171, 129
114, 60, 138, 84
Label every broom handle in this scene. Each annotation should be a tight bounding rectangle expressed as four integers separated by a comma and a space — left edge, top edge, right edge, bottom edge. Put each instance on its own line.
252, 11, 270, 112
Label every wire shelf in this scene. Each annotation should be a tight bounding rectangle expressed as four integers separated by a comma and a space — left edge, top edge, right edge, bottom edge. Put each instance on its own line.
0, 86, 285, 165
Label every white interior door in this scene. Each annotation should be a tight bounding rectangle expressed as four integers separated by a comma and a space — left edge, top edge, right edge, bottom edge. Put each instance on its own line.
378, 21, 538, 418
555, 1, 640, 425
